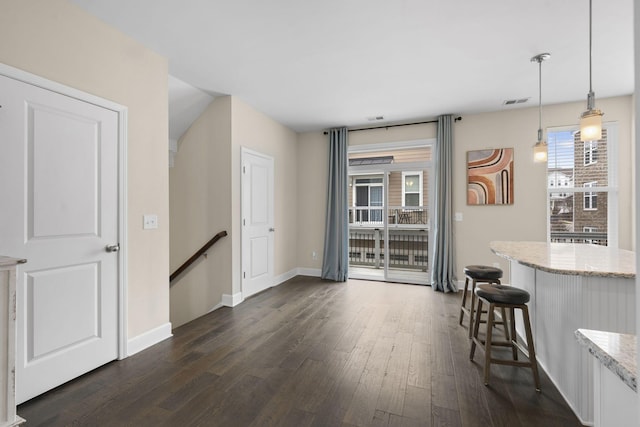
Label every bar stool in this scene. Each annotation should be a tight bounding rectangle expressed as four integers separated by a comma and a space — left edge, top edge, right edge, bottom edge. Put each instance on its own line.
470, 284, 541, 391
459, 265, 503, 338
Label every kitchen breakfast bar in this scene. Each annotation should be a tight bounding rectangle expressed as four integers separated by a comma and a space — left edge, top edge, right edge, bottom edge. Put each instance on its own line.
489, 241, 636, 426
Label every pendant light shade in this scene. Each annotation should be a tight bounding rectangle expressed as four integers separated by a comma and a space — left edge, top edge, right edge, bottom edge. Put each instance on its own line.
533, 140, 548, 163
580, 106, 603, 141
580, 0, 603, 141
531, 53, 550, 163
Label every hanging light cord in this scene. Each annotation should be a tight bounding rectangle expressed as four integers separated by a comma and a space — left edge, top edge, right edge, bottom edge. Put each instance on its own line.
587, 0, 595, 108
538, 58, 542, 140
589, 0, 593, 93
531, 53, 549, 141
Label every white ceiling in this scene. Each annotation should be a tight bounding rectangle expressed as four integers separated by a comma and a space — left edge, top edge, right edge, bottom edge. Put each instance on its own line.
71, 0, 634, 133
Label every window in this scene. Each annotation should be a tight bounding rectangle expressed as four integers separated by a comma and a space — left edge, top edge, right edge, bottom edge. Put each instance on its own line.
584, 141, 598, 165
402, 171, 422, 207
353, 176, 383, 223
547, 125, 616, 247
583, 182, 597, 210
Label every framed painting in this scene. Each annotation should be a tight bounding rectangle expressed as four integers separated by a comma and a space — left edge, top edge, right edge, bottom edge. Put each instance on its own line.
467, 148, 514, 205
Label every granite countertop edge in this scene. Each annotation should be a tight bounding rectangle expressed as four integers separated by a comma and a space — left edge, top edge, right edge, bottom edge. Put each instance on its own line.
490, 241, 635, 279
492, 251, 635, 279
575, 329, 637, 393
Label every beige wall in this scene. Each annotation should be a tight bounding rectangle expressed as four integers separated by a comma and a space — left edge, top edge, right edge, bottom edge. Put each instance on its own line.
0, 0, 170, 338
297, 132, 330, 270
231, 97, 299, 293
170, 96, 298, 326
456, 96, 633, 278
298, 97, 634, 281
169, 97, 232, 327
349, 123, 437, 146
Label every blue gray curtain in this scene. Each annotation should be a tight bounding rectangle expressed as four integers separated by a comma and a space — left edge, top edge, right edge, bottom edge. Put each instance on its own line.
431, 115, 457, 292
321, 127, 349, 281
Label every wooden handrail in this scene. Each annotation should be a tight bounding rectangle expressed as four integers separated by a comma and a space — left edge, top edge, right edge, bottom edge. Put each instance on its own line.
170, 230, 228, 284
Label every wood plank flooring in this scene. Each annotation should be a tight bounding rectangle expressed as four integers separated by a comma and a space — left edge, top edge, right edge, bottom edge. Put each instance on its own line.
18, 276, 583, 426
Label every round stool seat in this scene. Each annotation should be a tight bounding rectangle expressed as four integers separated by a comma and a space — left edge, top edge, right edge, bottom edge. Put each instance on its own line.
464, 265, 503, 281
475, 284, 530, 305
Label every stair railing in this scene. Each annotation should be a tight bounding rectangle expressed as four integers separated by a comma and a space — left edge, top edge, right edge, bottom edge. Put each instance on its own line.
170, 230, 228, 285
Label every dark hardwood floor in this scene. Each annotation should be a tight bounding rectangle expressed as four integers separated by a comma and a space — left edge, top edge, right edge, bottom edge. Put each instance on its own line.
18, 276, 582, 426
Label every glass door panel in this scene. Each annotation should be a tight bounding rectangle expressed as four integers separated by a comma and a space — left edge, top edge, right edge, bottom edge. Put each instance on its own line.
385, 168, 430, 285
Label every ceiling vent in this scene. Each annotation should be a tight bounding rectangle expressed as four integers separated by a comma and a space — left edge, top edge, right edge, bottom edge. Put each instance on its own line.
503, 98, 530, 106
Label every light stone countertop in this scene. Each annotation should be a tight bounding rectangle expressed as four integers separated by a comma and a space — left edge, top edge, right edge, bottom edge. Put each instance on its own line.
575, 329, 637, 393
490, 241, 635, 279
0, 256, 26, 268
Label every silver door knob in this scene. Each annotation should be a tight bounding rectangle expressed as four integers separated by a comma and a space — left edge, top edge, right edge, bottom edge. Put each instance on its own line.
106, 244, 120, 253
269, 228, 275, 232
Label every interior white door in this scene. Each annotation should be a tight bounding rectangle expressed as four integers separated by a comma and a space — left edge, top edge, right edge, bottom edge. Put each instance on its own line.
0, 74, 119, 403
241, 148, 274, 299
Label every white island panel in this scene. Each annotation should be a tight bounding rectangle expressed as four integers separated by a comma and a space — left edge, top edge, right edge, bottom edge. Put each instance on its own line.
491, 242, 636, 425
575, 329, 637, 427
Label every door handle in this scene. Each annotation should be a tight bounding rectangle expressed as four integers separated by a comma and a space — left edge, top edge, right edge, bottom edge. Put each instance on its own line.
269, 228, 275, 232
106, 244, 120, 253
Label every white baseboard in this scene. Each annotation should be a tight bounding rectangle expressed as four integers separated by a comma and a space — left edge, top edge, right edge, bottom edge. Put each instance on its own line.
297, 267, 321, 277
274, 268, 297, 286
222, 292, 243, 307
126, 322, 172, 357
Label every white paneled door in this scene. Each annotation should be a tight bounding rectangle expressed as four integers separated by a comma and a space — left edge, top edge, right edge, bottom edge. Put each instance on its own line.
0, 74, 119, 403
241, 148, 274, 299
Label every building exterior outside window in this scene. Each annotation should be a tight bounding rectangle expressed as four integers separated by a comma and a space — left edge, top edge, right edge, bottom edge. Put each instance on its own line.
547, 126, 614, 246
583, 181, 597, 210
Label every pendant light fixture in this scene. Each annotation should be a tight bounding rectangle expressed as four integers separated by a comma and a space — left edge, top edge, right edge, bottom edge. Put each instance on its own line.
580, 0, 604, 141
532, 53, 550, 163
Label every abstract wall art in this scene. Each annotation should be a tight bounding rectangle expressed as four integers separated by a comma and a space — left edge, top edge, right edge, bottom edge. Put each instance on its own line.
467, 148, 514, 205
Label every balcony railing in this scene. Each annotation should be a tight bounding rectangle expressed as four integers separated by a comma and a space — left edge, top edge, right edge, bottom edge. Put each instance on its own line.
349, 206, 428, 227
349, 228, 428, 271
350, 207, 384, 225
550, 231, 608, 246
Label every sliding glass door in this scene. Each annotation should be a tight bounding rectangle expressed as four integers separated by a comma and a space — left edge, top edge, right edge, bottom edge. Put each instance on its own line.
347, 140, 433, 285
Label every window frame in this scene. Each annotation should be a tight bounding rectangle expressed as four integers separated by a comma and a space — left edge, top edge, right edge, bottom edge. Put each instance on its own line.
583, 181, 597, 211
546, 123, 618, 248
401, 171, 423, 208
352, 175, 384, 224
584, 140, 598, 166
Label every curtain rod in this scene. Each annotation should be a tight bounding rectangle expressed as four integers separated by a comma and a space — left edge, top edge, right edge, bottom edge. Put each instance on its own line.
323, 116, 462, 135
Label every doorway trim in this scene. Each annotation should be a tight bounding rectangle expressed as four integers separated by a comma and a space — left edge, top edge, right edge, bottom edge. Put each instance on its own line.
0, 62, 129, 359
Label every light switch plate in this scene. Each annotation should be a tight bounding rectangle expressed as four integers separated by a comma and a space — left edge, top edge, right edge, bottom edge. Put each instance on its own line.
143, 214, 158, 229
455, 212, 463, 222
